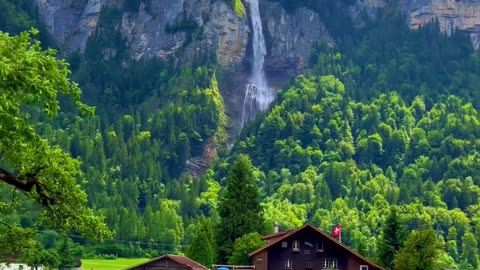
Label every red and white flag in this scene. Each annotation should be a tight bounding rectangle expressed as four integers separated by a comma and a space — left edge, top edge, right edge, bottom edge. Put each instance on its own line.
332, 224, 342, 238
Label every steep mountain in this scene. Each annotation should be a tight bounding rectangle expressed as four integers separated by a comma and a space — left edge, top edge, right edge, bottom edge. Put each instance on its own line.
2, 0, 480, 268
29, 0, 480, 129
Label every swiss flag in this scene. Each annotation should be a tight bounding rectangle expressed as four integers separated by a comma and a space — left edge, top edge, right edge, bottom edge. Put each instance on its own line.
332, 224, 342, 238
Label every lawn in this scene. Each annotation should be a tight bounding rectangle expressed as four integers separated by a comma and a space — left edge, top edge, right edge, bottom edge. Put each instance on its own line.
82, 258, 149, 270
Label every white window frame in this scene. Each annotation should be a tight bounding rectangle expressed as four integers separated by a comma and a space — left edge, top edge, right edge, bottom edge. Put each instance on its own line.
316, 241, 324, 252
306, 260, 312, 268
322, 258, 329, 268
360, 266, 369, 270
330, 259, 338, 269
284, 258, 292, 269
256, 257, 263, 264
292, 240, 300, 251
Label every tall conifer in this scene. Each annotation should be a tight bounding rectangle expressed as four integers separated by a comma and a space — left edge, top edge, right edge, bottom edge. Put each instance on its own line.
216, 154, 265, 263
377, 206, 406, 269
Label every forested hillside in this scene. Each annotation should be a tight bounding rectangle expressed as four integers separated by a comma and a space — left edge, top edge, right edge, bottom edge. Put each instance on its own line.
2, 0, 480, 269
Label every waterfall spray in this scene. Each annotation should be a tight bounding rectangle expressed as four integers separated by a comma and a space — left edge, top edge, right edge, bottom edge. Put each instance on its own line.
241, 0, 273, 126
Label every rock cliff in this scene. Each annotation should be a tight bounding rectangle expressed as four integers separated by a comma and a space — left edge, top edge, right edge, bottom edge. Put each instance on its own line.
354, 0, 480, 49
34, 0, 327, 72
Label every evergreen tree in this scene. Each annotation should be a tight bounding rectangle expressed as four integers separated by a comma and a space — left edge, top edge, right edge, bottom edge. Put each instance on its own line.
377, 206, 406, 269
393, 228, 443, 270
186, 224, 214, 268
216, 154, 265, 263
57, 236, 82, 269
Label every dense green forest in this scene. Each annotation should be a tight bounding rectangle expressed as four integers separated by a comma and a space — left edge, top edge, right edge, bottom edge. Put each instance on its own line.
2, 0, 480, 269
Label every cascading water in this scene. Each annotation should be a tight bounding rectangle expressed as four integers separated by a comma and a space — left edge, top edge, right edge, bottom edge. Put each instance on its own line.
241, 0, 273, 126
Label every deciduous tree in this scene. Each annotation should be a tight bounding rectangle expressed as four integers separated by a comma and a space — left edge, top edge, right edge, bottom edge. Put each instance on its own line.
0, 29, 111, 256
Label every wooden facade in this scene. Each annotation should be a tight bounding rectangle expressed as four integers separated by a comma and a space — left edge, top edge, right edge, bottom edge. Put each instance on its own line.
250, 224, 384, 270
127, 255, 209, 270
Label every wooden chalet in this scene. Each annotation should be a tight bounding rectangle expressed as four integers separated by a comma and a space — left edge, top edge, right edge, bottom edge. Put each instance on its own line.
126, 254, 210, 270
249, 224, 385, 270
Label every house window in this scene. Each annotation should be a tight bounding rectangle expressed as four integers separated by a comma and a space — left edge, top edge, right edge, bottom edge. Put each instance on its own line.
257, 257, 263, 264
306, 260, 312, 269
330, 259, 338, 269
360, 266, 369, 270
322, 259, 328, 268
316, 241, 324, 252
282, 241, 288, 248
284, 258, 292, 269
292, 240, 300, 251
304, 249, 311, 255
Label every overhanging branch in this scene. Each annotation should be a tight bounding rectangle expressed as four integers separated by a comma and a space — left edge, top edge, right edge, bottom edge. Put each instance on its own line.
0, 167, 54, 207
0, 220, 12, 230
0, 168, 35, 191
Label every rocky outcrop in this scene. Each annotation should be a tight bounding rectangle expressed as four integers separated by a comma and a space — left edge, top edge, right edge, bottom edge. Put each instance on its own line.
35, 0, 103, 52
408, 0, 480, 49
33, 0, 327, 70
354, 0, 480, 49
120, 0, 249, 67
263, 2, 332, 77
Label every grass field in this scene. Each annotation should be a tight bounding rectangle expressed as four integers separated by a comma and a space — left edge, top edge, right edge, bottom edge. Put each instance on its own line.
82, 258, 149, 270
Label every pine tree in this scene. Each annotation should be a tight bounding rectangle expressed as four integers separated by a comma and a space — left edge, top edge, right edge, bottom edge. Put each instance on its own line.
377, 206, 406, 269
216, 154, 265, 263
186, 224, 214, 268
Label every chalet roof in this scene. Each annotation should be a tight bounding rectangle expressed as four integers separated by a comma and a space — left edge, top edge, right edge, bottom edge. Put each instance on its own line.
126, 254, 210, 270
261, 230, 291, 240
249, 223, 385, 270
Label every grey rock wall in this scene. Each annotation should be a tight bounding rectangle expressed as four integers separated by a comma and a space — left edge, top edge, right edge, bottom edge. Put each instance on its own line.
33, 0, 326, 71
354, 0, 480, 49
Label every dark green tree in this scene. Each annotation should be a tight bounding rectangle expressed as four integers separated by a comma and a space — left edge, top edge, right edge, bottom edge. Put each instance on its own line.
228, 232, 265, 265
216, 154, 265, 263
393, 228, 443, 270
57, 236, 82, 269
186, 219, 216, 267
377, 206, 406, 269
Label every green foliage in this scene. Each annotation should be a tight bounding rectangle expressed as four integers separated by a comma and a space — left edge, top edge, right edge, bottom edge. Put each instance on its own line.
57, 236, 83, 268
377, 207, 407, 269
216, 154, 265, 263
0, 225, 36, 260
221, 73, 480, 262
393, 228, 443, 270
23, 244, 60, 270
186, 220, 215, 268
232, 0, 246, 17
228, 232, 265, 265
0, 30, 111, 256
0, 0, 34, 33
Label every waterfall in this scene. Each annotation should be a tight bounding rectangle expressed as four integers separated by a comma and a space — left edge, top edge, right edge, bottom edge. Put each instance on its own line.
241, 0, 272, 127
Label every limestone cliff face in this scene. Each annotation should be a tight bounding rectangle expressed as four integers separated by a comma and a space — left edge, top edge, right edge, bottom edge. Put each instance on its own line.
35, 0, 103, 52
263, 2, 332, 78
408, 0, 480, 49
33, 0, 326, 71
354, 0, 480, 49
120, 0, 249, 67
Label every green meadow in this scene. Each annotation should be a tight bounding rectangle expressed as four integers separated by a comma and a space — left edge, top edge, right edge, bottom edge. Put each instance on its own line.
82, 258, 149, 270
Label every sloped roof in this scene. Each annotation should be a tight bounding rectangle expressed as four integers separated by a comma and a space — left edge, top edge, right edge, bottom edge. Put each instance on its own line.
249, 223, 385, 270
261, 230, 291, 240
125, 254, 209, 270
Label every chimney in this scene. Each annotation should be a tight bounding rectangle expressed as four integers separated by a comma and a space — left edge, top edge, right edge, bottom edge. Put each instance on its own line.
274, 223, 279, 233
